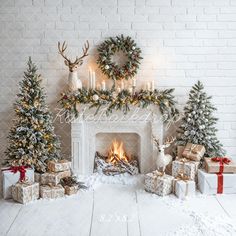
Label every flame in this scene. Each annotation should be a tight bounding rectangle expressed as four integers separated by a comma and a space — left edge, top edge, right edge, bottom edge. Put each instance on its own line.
107, 139, 129, 164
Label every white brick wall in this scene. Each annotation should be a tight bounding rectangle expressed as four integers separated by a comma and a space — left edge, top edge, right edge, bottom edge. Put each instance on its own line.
0, 0, 236, 164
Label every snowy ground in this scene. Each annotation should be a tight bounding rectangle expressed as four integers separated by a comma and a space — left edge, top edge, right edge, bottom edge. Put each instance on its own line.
1, 174, 236, 236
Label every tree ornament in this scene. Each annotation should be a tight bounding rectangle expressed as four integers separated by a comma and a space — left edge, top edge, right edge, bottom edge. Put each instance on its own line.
184, 131, 189, 136
92, 94, 99, 101
97, 35, 142, 81
190, 130, 196, 135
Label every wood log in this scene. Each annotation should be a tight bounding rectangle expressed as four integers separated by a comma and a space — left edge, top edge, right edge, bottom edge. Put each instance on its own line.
94, 151, 139, 176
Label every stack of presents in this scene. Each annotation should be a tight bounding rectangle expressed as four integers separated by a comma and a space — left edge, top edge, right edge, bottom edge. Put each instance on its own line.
145, 143, 236, 199
2, 160, 81, 204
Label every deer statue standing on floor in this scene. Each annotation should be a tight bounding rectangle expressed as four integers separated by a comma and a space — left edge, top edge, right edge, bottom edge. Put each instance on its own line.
152, 136, 176, 174
58, 40, 89, 91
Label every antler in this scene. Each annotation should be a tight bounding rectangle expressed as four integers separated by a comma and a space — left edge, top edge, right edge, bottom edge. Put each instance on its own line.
58, 41, 71, 64
58, 40, 89, 71
73, 40, 90, 65
164, 136, 176, 146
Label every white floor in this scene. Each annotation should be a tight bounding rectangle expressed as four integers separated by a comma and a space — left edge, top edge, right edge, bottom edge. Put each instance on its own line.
1, 175, 236, 236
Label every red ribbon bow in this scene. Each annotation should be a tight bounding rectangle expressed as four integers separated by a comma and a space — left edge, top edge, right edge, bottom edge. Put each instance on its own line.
211, 157, 231, 174
3, 166, 28, 182
211, 157, 231, 194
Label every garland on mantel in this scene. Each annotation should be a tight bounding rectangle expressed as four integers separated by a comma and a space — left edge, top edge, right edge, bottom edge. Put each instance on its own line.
59, 88, 179, 122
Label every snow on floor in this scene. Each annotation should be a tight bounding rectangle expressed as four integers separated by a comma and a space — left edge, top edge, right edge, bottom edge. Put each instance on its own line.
1, 173, 236, 236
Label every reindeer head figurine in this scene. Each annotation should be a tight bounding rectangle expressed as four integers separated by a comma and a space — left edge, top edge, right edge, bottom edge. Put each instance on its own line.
153, 136, 176, 153
58, 40, 89, 72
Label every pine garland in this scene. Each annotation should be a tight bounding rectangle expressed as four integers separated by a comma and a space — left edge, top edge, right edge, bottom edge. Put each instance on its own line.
97, 35, 142, 81
59, 88, 179, 122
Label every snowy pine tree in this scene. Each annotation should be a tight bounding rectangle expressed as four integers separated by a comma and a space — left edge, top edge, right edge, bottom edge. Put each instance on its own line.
176, 81, 225, 157
4, 58, 61, 173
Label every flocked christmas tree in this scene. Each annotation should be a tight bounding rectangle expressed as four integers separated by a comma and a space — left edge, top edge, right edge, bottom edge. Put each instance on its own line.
176, 81, 225, 157
5, 57, 61, 173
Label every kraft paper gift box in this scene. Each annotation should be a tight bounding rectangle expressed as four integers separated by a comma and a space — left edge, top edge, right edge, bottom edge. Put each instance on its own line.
12, 182, 39, 204
40, 170, 71, 186
198, 169, 236, 195
40, 184, 65, 199
47, 160, 71, 173
177, 146, 185, 159
173, 179, 195, 199
172, 159, 200, 181
182, 143, 206, 161
145, 171, 174, 196
64, 185, 78, 195
2, 168, 34, 199
205, 157, 236, 174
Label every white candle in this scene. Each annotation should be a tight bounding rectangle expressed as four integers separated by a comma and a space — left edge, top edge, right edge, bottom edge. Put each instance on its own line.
97, 83, 101, 90
101, 80, 106, 90
146, 82, 151, 91
128, 87, 133, 93
92, 71, 96, 90
117, 87, 121, 93
151, 80, 155, 91
132, 78, 136, 87
121, 80, 124, 90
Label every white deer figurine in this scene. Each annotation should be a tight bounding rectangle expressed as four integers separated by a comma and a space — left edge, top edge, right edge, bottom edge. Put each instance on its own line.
153, 136, 176, 174
58, 40, 89, 91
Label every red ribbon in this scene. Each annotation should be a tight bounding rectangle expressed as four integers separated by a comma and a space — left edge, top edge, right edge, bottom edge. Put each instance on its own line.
217, 173, 223, 194
2, 166, 28, 182
211, 157, 230, 194
211, 157, 231, 174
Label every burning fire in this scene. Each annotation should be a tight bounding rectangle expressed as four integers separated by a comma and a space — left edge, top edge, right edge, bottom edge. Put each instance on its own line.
107, 139, 129, 164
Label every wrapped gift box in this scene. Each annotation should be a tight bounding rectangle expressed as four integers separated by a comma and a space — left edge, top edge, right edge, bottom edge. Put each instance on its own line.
40, 185, 65, 199
205, 157, 236, 174
64, 185, 78, 195
145, 171, 174, 196
177, 146, 185, 159
2, 168, 34, 199
12, 182, 39, 204
198, 169, 236, 195
173, 179, 195, 199
40, 170, 71, 186
47, 160, 71, 173
182, 143, 205, 161
172, 159, 200, 180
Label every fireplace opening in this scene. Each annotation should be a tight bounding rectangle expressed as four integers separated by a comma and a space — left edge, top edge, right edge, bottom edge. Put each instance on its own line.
94, 133, 140, 176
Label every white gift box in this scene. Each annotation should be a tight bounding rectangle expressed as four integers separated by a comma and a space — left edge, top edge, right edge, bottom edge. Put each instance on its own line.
12, 182, 39, 204
172, 159, 200, 181
198, 169, 236, 195
173, 180, 195, 199
145, 171, 174, 196
2, 168, 34, 199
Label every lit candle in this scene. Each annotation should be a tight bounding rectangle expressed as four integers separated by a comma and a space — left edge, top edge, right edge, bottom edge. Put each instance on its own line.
101, 80, 106, 90
92, 71, 96, 90
117, 87, 121, 93
121, 80, 124, 90
132, 78, 136, 87
151, 80, 155, 91
146, 82, 151, 91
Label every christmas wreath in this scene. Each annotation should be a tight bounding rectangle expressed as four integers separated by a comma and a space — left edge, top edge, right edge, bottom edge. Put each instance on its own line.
97, 35, 142, 81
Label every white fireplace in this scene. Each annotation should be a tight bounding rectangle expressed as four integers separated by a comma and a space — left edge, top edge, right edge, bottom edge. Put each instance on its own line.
71, 107, 163, 175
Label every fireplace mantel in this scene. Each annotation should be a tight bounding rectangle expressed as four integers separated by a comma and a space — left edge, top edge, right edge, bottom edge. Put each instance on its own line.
71, 107, 163, 175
